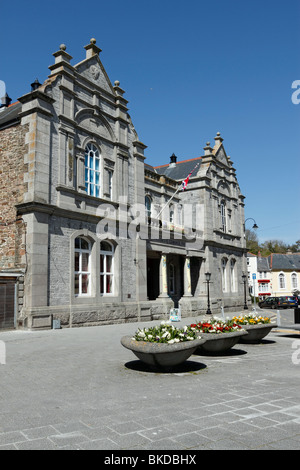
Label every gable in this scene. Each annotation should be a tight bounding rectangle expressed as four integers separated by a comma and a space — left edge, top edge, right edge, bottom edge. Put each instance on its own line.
214, 145, 229, 166
75, 55, 114, 95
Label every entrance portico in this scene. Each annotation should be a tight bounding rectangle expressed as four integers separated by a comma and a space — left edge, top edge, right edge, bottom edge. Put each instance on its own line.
146, 244, 203, 310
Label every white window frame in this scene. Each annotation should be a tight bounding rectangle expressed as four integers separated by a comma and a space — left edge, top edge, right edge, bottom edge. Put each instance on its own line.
230, 259, 236, 292
278, 272, 286, 290
222, 258, 228, 292
108, 170, 113, 199
291, 272, 298, 290
145, 195, 152, 220
221, 201, 226, 232
100, 241, 114, 296
85, 143, 101, 197
74, 237, 91, 296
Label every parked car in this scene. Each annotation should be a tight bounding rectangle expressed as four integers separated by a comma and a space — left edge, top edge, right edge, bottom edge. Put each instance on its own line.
258, 297, 281, 309
278, 296, 298, 308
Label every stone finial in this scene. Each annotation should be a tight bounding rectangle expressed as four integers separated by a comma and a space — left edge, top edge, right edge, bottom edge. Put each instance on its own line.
214, 131, 224, 144
51, 43, 73, 66
84, 38, 102, 59
203, 141, 213, 156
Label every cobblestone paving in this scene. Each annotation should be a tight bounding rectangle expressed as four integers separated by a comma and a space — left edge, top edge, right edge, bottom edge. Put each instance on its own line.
0, 313, 299, 450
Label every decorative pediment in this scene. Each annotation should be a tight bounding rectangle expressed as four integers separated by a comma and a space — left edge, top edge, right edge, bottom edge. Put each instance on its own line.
215, 145, 229, 165
217, 179, 231, 196
75, 108, 116, 142
75, 55, 114, 94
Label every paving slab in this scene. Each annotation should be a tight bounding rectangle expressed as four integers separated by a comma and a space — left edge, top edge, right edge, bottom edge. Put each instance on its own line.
0, 313, 300, 450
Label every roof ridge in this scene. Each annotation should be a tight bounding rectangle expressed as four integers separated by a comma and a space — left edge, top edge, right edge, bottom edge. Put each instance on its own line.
154, 156, 202, 169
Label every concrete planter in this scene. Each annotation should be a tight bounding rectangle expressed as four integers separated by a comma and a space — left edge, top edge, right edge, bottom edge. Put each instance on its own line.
196, 330, 248, 353
121, 336, 206, 369
238, 323, 277, 343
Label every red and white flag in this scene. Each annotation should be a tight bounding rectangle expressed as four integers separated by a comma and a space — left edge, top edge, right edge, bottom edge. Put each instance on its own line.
181, 162, 200, 191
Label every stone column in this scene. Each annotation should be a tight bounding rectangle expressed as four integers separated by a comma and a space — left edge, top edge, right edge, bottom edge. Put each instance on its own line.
159, 253, 168, 298
183, 256, 192, 297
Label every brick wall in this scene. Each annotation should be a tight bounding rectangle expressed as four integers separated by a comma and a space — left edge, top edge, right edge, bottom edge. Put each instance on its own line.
0, 122, 28, 270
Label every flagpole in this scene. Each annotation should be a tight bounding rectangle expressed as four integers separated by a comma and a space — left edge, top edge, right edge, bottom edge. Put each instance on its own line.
154, 161, 200, 221
155, 184, 182, 220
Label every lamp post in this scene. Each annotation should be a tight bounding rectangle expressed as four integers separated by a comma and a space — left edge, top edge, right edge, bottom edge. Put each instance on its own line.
242, 274, 248, 310
244, 218, 258, 231
205, 272, 212, 315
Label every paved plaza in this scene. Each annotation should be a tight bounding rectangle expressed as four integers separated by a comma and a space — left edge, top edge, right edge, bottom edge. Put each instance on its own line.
0, 309, 300, 451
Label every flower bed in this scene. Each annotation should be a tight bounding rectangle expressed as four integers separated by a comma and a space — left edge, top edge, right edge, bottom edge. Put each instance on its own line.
121, 321, 206, 369
229, 314, 277, 343
189, 317, 248, 353
133, 320, 199, 344
189, 317, 244, 334
230, 314, 271, 326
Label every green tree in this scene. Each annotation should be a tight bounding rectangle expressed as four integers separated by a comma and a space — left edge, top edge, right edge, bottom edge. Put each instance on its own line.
245, 229, 259, 253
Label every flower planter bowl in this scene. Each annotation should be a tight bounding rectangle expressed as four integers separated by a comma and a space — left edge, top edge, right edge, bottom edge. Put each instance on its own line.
238, 323, 277, 344
196, 329, 248, 353
121, 336, 206, 369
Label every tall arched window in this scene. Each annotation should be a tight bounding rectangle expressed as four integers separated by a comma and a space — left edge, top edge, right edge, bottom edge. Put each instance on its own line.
230, 259, 236, 292
100, 241, 114, 295
279, 272, 286, 290
74, 237, 92, 296
291, 272, 298, 290
220, 201, 226, 232
145, 195, 152, 220
169, 204, 174, 224
85, 143, 100, 197
222, 258, 227, 292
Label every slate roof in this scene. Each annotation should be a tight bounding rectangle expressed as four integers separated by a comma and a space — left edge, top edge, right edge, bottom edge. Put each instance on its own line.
0, 101, 21, 129
257, 257, 270, 271
154, 157, 202, 181
269, 253, 300, 271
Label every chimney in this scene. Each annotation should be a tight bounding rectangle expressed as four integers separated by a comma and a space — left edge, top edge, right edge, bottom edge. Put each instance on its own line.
0, 93, 12, 108
31, 79, 41, 92
169, 153, 177, 167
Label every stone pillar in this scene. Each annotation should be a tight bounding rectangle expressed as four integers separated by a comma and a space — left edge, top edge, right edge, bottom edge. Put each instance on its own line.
159, 253, 168, 298
183, 256, 192, 297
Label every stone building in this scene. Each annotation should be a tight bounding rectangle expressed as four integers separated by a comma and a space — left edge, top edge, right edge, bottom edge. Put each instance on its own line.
0, 39, 248, 330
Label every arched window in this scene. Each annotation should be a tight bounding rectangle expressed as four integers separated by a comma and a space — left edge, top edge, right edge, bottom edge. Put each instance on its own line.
85, 143, 100, 197
100, 241, 114, 295
145, 195, 152, 220
230, 259, 236, 292
220, 201, 226, 232
291, 272, 298, 290
279, 272, 286, 290
74, 237, 92, 296
222, 258, 227, 292
169, 204, 174, 224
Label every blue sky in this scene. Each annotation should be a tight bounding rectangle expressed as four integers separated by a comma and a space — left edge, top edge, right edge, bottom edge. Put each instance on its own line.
1, 0, 299, 245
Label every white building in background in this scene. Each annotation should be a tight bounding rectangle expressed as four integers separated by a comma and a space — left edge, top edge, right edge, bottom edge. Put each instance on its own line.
247, 252, 300, 300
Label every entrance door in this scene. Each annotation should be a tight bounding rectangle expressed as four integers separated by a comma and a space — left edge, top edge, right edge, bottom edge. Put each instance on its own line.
0, 280, 15, 329
147, 258, 160, 300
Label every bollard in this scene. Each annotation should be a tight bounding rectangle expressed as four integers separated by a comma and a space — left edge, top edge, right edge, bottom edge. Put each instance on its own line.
0, 341, 6, 365
221, 306, 225, 320
276, 310, 281, 327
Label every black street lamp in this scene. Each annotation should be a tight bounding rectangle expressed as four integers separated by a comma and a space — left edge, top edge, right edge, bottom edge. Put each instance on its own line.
205, 272, 212, 315
244, 218, 258, 231
242, 274, 248, 310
